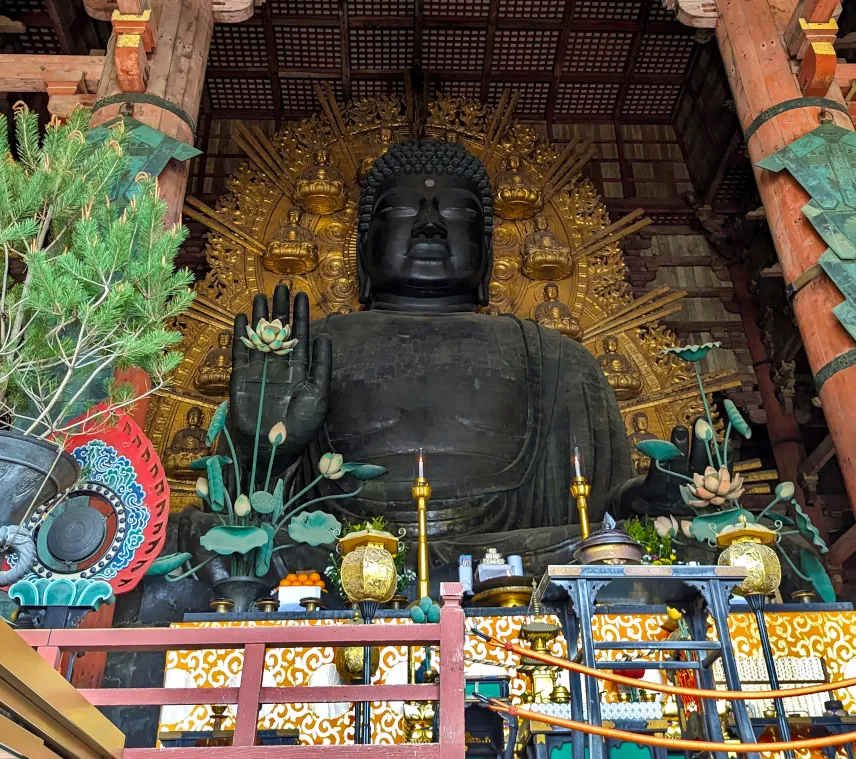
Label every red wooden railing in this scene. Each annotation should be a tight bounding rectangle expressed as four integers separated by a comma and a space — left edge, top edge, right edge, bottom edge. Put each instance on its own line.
16, 583, 466, 759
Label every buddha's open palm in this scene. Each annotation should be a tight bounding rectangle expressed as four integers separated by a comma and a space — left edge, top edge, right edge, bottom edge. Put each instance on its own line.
229, 285, 332, 475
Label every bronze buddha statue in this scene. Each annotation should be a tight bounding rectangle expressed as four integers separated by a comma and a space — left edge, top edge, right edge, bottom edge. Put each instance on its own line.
522, 216, 573, 280
164, 406, 210, 479
597, 335, 643, 401
294, 148, 348, 215
533, 283, 581, 340
263, 208, 318, 275
185, 140, 698, 582
628, 411, 658, 475
194, 331, 233, 397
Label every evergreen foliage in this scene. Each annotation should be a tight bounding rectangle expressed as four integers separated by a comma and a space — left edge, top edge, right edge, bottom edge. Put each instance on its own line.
0, 104, 194, 439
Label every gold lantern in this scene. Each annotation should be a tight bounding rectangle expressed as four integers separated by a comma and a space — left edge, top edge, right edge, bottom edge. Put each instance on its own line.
716, 516, 782, 597
335, 643, 380, 682
338, 528, 399, 605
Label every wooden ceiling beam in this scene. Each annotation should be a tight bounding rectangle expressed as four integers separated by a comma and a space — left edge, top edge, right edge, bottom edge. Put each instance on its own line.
0, 54, 104, 93
545, 0, 575, 140
479, 0, 500, 103
260, 0, 282, 128
338, 0, 351, 101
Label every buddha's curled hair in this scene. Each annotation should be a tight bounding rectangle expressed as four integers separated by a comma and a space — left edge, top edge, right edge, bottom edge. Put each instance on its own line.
359, 140, 494, 238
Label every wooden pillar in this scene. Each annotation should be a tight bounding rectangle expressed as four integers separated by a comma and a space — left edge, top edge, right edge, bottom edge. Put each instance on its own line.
716, 0, 856, 516
91, 0, 213, 228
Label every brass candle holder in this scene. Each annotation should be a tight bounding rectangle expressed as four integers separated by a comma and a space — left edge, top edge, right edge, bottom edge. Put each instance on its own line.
412, 448, 432, 600
570, 446, 591, 539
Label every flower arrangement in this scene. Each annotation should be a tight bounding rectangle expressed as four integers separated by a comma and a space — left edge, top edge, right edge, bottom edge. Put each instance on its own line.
624, 516, 679, 565
633, 342, 833, 600
325, 515, 416, 600
148, 324, 387, 584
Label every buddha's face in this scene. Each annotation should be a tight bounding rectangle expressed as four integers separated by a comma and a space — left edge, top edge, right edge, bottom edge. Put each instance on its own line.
361, 172, 489, 301
634, 413, 649, 432
544, 284, 559, 301
217, 331, 231, 349
603, 336, 619, 353
187, 407, 203, 428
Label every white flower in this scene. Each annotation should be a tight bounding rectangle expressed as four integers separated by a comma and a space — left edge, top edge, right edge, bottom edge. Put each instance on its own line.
318, 452, 344, 479
195, 477, 209, 499
680, 520, 693, 539
234, 494, 251, 517
240, 318, 299, 355
654, 515, 678, 538
268, 421, 287, 446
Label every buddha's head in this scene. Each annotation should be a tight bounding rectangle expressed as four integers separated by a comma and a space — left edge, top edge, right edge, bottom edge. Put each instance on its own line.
506, 154, 522, 172
632, 412, 649, 433
603, 335, 619, 354
186, 406, 203, 428
358, 140, 494, 310
534, 215, 550, 231
217, 331, 232, 349
543, 282, 559, 302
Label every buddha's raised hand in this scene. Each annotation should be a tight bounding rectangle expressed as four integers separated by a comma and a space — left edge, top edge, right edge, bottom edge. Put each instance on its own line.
229, 284, 332, 481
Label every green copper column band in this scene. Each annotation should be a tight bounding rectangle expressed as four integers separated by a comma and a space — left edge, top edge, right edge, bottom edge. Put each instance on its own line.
744, 98, 849, 143
814, 349, 856, 393
91, 94, 197, 139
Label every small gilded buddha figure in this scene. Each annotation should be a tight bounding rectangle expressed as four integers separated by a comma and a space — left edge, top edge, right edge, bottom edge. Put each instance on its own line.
164, 406, 210, 479
522, 215, 573, 281
533, 283, 581, 340
597, 335, 643, 401
263, 208, 318, 275
194, 331, 233, 397
294, 148, 347, 215
493, 154, 543, 220
627, 412, 657, 474
359, 127, 395, 180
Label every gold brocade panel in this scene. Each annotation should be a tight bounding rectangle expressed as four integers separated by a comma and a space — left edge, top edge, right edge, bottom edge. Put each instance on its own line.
157, 611, 856, 746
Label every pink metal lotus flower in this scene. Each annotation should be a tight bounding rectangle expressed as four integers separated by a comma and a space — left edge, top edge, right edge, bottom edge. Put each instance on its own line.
683, 465, 744, 508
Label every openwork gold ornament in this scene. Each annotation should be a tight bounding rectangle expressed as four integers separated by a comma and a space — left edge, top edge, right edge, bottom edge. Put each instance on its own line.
493, 154, 543, 220
263, 208, 318, 275
294, 148, 347, 215
338, 529, 399, 604
334, 643, 380, 682
716, 518, 782, 597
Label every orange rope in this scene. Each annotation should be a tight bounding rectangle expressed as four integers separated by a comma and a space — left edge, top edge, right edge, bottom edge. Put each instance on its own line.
475, 630, 856, 701
488, 700, 856, 752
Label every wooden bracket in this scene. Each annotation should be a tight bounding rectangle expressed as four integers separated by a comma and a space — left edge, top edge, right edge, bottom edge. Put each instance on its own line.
788, 17, 838, 60
111, 9, 155, 52
85, 0, 261, 23
798, 41, 838, 97
114, 33, 148, 93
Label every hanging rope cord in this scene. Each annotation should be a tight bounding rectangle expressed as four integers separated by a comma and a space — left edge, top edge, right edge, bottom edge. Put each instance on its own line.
469, 628, 856, 700
476, 697, 856, 753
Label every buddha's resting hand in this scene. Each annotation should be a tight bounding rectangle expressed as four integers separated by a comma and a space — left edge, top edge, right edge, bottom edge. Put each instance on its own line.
618, 423, 711, 518
229, 284, 332, 480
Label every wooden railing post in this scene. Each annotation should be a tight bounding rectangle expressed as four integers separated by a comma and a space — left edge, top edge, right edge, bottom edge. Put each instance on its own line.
439, 582, 465, 757
233, 642, 265, 747
36, 645, 62, 671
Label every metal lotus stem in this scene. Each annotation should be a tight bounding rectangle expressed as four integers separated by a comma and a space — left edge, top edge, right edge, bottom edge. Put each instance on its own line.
571, 475, 592, 540
412, 449, 432, 599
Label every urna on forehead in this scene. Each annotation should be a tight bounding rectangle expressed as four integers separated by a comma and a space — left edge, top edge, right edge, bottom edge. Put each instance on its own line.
358, 140, 494, 234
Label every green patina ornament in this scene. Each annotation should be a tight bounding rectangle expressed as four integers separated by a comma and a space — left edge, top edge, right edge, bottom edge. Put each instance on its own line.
200, 525, 269, 555
146, 552, 193, 576
340, 462, 389, 481
206, 400, 229, 447
723, 399, 752, 439
250, 490, 276, 514
87, 116, 201, 205
206, 456, 226, 512
792, 501, 829, 553
634, 439, 684, 462
190, 455, 231, 471
287, 511, 342, 547
663, 342, 721, 363
8, 577, 114, 609
799, 548, 835, 602
689, 508, 754, 543
255, 524, 276, 577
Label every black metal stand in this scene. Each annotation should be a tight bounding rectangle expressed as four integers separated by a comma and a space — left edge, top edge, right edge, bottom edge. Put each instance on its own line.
746, 593, 794, 759
358, 599, 379, 745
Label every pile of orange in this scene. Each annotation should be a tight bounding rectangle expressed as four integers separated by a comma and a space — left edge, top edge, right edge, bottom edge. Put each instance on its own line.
279, 571, 326, 590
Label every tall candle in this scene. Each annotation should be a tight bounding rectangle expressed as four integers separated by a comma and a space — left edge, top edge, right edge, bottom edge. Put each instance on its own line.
572, 446, 583, 478
415, 448, 426, 479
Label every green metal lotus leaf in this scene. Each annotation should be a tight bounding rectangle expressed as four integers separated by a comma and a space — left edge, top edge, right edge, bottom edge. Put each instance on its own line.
340, 462, 389, 481
205, 400, 229, 446
635, 439, 684, 462
190, 455, 231, 471
287, 510, 342, 547
250, 490, 276, 514
799, 548, 835, 602
74, 579, 114, 609
663, 342, 721, 363
200, 525, 269, 555
689, 508, 755, 543
271, 478, 285, 522
793, 501, 829, 553
206, 456, 225, 512
146, 552, 193, 576
255, 523, 276, 577
723, 399, 752, 440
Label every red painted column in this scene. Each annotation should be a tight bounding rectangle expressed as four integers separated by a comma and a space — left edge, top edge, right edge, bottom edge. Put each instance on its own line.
716, 0, 856, 515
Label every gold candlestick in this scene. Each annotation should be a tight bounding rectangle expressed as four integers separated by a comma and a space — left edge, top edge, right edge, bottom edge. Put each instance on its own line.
570, 446, 591, 539
412, 448, 432, 600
